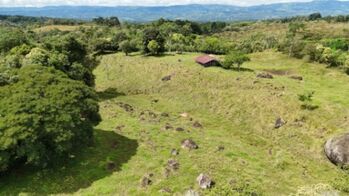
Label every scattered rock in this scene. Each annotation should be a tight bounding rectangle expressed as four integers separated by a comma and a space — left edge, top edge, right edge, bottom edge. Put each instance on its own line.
139, 110, 159, 122
167, 159, 180, 171
193, 121, 203, 128
162, 123, 173, 131
117, 102, 134, 112
148, 111, 157, 118
196, 173, 213, 189
140, 175, 152, 187
162, 75, 172, 81
159, 187, 172, 193
164, 167, 171, 178
185, 189, 200, 196
171, 149, 179, 155
161, 112, 169, 117
115, 125, 125, 132
289, 75, 303, 81
257, 72, 274, 79
151, 99, 159, 104
325, 133, 349, 166
181, 139, 198, 150
106, 161, 116, 171
274, 117, 286, 129
216, 146, 225, 152
293, 117, 306, 127
176, 127, 185, 132
180, 112, 189, 118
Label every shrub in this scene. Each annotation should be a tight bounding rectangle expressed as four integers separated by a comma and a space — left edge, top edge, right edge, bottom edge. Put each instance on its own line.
196, 36, 232, 54
142, 28, 165, 54
119, 40, 138, 56
147, 40, 161, 55
298, 91, 318, 110
23, 48, 49, 66
223, 51, 250, 71
0, 28, 27, 53
0, 65, 101, 171
323, 38, 349, 51
236, 33, 278, 53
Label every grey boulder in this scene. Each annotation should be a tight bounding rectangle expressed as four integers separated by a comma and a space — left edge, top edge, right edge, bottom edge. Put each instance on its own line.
325, 133, 349, 166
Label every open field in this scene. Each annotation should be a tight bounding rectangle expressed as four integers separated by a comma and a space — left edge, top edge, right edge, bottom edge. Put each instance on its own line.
1, 51, 349, 195
33, 25, 93, 33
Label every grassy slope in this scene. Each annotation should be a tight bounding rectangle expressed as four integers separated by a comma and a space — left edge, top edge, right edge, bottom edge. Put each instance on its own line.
1, 50, 349, 195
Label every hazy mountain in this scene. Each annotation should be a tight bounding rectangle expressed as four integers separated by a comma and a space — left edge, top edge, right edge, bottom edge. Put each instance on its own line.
0, 0, 348, 22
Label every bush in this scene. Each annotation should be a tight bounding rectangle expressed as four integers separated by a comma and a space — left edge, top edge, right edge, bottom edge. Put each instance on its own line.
196, 36, 232, 54
119, 40, 138, 56
147, 40, 161, 55
298, 91, 318, 110
0, 65, 101, 171
23, 48, 49, 66
142, 28, 165, 54
223, 51, 250, 71
322, 38, 349, 51
0, 28, 27, 53
236, 33, 278, 53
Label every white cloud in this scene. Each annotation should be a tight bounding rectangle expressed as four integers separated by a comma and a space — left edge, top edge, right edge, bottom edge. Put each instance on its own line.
0, 0, 316, 7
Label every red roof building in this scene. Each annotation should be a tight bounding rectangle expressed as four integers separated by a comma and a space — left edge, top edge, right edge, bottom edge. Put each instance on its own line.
195, 55, 220, 67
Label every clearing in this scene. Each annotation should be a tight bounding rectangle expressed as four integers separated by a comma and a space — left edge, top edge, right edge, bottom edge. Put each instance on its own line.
1, 50, 349, 195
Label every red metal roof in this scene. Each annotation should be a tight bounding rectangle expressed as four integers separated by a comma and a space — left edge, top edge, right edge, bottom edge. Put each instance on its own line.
195, 55, 217, 65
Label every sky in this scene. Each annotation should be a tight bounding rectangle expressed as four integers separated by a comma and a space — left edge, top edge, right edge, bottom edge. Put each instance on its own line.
0, 0, 319, 7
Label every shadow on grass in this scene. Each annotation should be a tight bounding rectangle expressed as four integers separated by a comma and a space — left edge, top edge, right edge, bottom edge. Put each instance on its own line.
97, 88, 126, 101
0, 129, 138, 195
143, 53, 176, 58
228, 67, 254, 72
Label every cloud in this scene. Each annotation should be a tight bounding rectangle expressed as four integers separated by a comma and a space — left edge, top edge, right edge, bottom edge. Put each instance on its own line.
0, 0, 315, 7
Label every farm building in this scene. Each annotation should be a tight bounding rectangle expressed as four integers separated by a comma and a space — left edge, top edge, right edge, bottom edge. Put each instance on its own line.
195, 55, 220, 67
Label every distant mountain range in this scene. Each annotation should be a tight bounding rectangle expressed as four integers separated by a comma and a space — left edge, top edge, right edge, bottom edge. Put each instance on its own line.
1, 0, 349, 22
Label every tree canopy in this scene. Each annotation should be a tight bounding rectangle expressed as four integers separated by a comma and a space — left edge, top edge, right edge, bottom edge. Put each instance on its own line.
0, 65, 101, 171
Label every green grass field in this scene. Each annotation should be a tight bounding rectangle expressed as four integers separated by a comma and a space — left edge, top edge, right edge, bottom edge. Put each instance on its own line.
1, 50, 349, 195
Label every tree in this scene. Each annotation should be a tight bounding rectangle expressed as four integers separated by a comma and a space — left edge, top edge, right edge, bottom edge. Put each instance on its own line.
142, 28, 165, 54
43, 35, 95, 86
93, 17, 121, 27
119, 40, 134, 56
111, 31, 128, 49
107, 17, 121, 27
0, 28, 27, 53
0, 65, 101, 171
223, 51, 250, 71
308, 13, 322, 21
23, 47, 49, 66
43, 35, 87, 63
196, 36, 231, 54
147, 40, 161, 55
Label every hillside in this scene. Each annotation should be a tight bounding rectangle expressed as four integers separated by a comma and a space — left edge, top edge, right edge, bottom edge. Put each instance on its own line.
1, 0, 349, 21
1, 51, 348, 195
